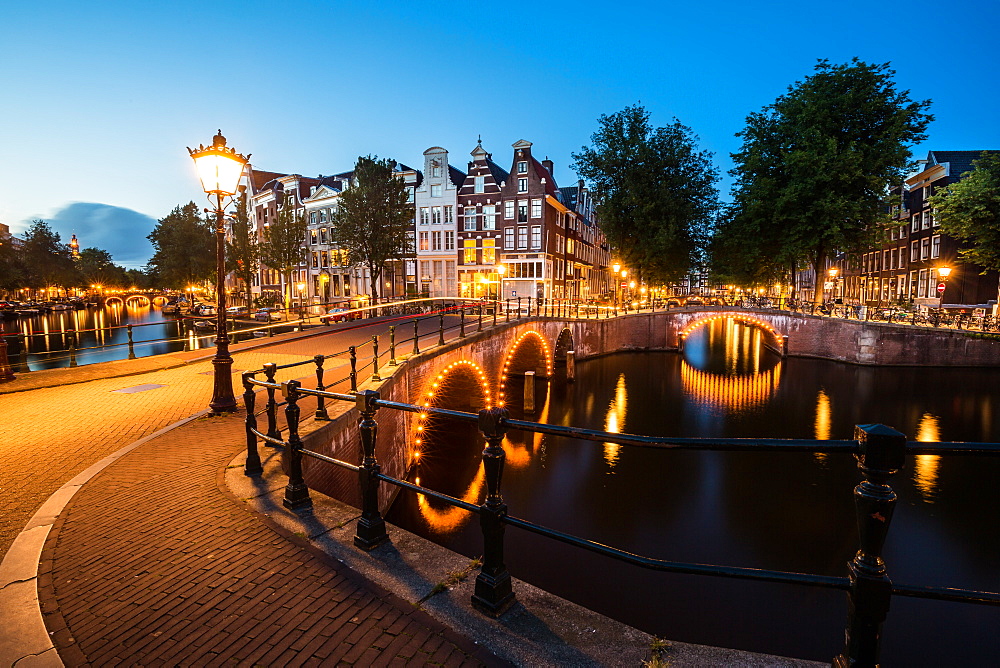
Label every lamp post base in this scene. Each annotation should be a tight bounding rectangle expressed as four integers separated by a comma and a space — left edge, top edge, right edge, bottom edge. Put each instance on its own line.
209, 354, 238, 414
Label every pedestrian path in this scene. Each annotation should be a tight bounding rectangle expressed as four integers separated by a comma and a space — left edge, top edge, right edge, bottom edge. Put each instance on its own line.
35, 410, 498, 667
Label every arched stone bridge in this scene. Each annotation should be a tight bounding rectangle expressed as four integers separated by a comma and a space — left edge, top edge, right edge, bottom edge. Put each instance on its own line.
104, 293, 165, 307
300, 306, 1000, 508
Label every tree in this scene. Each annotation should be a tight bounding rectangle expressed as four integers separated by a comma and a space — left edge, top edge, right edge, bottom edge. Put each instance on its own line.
147, 203, 214, 290
329, 155, 414, 301
259, 201, 307, 308
21, 219, 77, 294
725, 58, 933, 304
76, 247, 127, 287
572, 104, 719, 284
0, 230, 25, 293
226, 192, 259, 303
929, 152, 1000, 274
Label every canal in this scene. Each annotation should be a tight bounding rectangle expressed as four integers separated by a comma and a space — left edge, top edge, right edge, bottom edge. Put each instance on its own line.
386, 318, 1000, 665
4, 302, 215, 370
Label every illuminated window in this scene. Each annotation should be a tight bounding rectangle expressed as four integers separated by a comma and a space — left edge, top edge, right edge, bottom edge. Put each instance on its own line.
482, 239, 495, 264
463, 239, 477, 264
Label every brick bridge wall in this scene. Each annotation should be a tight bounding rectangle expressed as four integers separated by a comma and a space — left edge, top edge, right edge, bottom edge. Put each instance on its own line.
298, 308, 1000, 507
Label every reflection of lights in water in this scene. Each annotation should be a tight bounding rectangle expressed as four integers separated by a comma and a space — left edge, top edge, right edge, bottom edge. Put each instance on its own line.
814, 389, 831, 464
416, 465, 486, 534
679, 360, 781, 414
914, 413, 941, 502
603, 373, 627, 469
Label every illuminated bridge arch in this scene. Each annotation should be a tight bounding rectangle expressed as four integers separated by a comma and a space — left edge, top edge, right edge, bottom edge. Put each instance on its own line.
553, 328, 574, 366
498, 330, 553, 408
678, 313, 786, 354
412, 359, 493, 461
104, 294, 152, 307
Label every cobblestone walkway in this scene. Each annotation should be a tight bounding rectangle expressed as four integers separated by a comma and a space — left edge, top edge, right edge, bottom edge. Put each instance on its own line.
38, 412, 498, 666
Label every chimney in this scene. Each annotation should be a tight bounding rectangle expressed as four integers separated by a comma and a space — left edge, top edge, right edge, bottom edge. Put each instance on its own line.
542, 157, 554, 176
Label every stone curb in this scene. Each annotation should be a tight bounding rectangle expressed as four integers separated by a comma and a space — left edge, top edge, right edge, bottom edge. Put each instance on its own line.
0, 410, 210, 668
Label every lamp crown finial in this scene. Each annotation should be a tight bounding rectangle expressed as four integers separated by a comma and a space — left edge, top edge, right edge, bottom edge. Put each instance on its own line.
213, 130, 226, 148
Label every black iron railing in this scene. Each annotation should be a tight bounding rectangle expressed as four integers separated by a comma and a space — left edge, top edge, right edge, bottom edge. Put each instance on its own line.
241, 367, 999, 667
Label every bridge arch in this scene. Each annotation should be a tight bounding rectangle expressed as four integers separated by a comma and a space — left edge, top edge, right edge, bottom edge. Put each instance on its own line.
553, 328, 574, 366
677, 312, 786, 354
409, 359, 493, 534
498, 330, 552, 408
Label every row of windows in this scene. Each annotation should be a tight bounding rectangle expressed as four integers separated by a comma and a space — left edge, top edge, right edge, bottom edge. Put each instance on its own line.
503, 225, 542, 250
910, 211, 938, 232
462, 238, 495, 265
418, 206, 455, 225
418, 230, 456, 252
310, 249, 349, 268
862, 236, 941, 272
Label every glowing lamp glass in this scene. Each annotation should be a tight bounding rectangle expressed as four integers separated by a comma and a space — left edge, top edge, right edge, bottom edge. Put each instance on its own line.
188, 132, 248, 196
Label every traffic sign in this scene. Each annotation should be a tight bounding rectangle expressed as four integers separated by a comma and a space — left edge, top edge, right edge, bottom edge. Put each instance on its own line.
937, 283, 946, 293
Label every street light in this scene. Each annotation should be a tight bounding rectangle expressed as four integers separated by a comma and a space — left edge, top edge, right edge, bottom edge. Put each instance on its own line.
496, 264, 506, 300
297, 281, 306, 320
188, 130, 249, 414
827, 267, 839, 302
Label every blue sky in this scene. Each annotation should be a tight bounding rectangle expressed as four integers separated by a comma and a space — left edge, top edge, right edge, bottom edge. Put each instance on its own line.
1, 0, 997, 268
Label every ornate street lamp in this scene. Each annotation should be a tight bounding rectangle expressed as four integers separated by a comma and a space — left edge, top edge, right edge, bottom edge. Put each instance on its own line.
188, 130, 249, 414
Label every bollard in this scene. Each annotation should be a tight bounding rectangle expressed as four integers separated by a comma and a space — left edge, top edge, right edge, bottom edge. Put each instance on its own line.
388, 325, 397, 366
264, 362, 281, 441
566, 350, 576, 383
242, 372, 262, 475
354, 390, 389, 550
371, 335, 381, 382
314, 355, 329, 420
127, 324, 136, 360
438, 312, 445, 346
281, 380, 312, 509
349, 346, 358, 392
833, 424, 906, 668
523, 371, 535, 413
460, 308, 466, 338
472, 406, 515, 616
413, 319, 420, 355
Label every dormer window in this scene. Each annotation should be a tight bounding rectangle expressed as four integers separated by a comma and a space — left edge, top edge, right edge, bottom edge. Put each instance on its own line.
517, 161, 528, 174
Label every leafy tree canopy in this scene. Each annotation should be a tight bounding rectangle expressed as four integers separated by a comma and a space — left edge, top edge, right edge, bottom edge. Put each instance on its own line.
21, 219, 77, 289
929, 151, 1000, 273
572, 104, 719, 284
329, 155, 414, 301
147, 203, 214, 289
723, 58, 932, 302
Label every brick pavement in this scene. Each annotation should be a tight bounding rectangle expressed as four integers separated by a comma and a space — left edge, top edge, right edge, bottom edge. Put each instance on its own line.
36, 411, 500, 666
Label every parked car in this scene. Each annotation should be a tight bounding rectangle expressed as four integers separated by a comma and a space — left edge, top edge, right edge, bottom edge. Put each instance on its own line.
320, 307, 356, 324
226, 305, 249, 316
191, 303, 217, 317
253, 307, 284, 322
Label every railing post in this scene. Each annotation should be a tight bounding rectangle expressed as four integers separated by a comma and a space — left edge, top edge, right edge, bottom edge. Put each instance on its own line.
413, 319, 420, 355
18, 333, 29, 373
354, 390, 389, 551
371, 335, 381, 382
349, 346, 358, 392
478, 303, 483, 332
0, 324, 14, 382
460, 307, 466, 338
505, 299, 510, 322
127, 323, 136, 360
314, 355, 329, 420
438, 311, 445, 346
281, 380, 312, 510
264, 362, 281, 442
242, 372, 262, 475
492, 301, 497, 328
834, 424, 906, 668
472, 406, 515, 616
388, 325, 397, 366
517, 297, 522, 319
69, 338, 77, 367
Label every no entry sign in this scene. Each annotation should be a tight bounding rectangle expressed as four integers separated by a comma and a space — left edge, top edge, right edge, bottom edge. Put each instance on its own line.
937, 283, 946, 293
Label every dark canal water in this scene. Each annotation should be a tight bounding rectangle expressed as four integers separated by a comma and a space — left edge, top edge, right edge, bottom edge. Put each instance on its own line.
4, 303, 215, 370
387, 318, 1000, 665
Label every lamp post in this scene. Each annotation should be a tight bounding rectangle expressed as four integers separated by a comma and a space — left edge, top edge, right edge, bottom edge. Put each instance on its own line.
827, 267, 839, 303
297, 281, 307, 321
937, 266, 952, 305
612, 263, 621, 306
496, 264, 506, 301
188, 130, 249, 414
